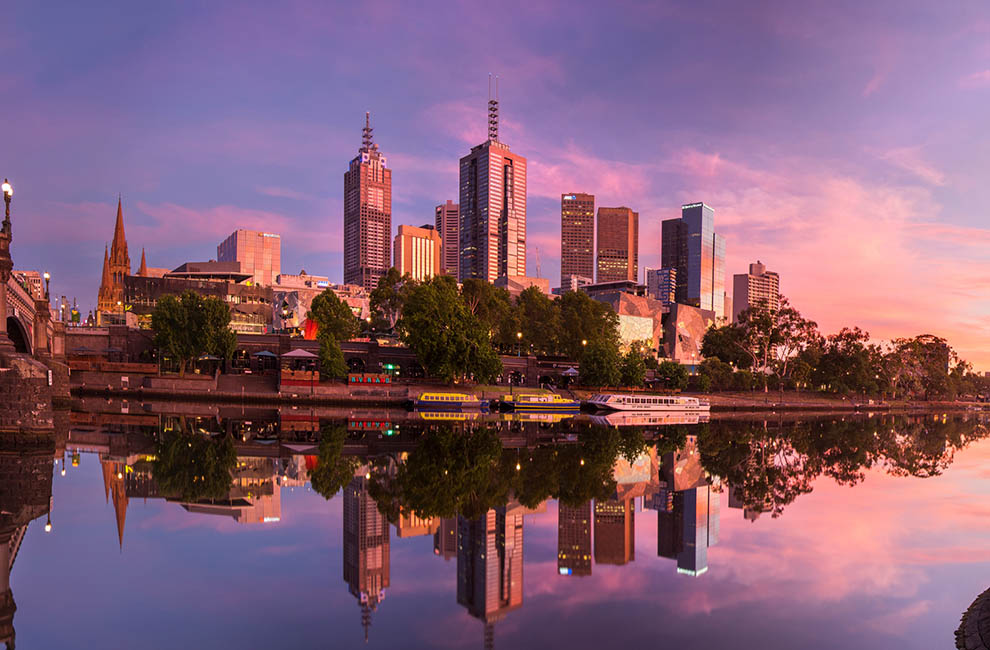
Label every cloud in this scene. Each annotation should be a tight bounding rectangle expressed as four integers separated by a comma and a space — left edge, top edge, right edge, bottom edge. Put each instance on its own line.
878, 147, 946, 186
960, 69, 990, 88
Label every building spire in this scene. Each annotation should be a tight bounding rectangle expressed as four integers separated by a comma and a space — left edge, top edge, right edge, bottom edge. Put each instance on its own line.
100, 245, 111, 291
138, 248, 148, 277
109, 195, 130, 274
488, 74, 499, 142
362, 112, 375, 151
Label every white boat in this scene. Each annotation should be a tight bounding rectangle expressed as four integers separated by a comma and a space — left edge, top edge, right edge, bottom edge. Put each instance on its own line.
585, 393, 710, 412
590, 411, 709, 427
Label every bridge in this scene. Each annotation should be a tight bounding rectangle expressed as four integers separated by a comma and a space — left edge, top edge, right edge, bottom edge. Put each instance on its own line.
4, 274, 55, 357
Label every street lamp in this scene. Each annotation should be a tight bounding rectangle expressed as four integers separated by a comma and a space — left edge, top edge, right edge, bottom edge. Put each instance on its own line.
581, 339, 587, 347
43, 271, 50, 299
2, 178, 12, 221
516, 331, 522, 357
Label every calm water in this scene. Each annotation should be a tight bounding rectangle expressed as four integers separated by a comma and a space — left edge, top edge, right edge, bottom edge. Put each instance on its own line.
3, 405, 989, 649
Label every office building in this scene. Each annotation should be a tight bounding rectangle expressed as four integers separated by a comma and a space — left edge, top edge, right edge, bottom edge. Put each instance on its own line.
434, 517, 458, 561
344, 112, 392, 291
557, 501, 592, 576
661, 202, 726, 320
457, 507, 524, 648
435, 200, 459, 277
393, 224, 441, 282
217, 229, 281, 286
560, 193, 595, 289
596, 207, 638, 283
343, 472, 390, 642
732, 260, 779, 322
644, 267, 677, 307
458, 88, 527, 282
594, 498, 634, 565
657, 486, 720, 577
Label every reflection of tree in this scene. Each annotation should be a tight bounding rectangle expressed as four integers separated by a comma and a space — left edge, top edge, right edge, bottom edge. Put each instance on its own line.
153, 429, 235, 502
310, 423, 360, 500
700, 416, 990, 519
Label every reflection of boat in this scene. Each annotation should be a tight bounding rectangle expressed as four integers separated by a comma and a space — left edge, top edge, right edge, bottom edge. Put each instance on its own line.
585, 394, 709, 412
499, 411, 577, 424
500, 393, 581, 411
590, 411, 708, 427
413, 392, 490, 411
417, 411, 481, 422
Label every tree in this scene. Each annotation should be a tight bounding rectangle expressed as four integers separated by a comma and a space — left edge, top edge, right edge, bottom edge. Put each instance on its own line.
516, 286, 560, 355
152, 291, 237, 376
153, 430, 235, 502
310, 422, 360, 499
369, 268, 415, 332
698, 358, 733, 391
558, 291, 620, 360
579, 339, 621, 387
308, 288, 359, 380
655, 360, 689, 391
700, 324, 752, 369
399, 275, 502, 383
619, 348, 647, 387
732, 296, 817, 392
461, 278, 515, 347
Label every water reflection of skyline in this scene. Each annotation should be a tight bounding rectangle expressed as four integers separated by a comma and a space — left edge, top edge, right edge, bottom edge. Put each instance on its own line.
6, 405, 989, 648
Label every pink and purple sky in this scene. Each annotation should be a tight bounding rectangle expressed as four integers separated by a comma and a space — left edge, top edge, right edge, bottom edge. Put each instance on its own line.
2, 1, 988, 366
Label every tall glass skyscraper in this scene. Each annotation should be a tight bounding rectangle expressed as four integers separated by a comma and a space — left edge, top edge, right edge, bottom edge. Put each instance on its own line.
661, 202, 726, 320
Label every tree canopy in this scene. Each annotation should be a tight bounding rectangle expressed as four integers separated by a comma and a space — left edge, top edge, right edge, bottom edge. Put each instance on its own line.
151, 290, 237, 376
308, 288, 359, 379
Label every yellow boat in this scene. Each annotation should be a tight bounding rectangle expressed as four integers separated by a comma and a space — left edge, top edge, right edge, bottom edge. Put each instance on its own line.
413, 392, 490, 410
500, 393, 581, 411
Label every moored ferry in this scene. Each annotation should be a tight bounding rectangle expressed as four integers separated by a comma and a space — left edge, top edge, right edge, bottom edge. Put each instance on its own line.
501, 393, 581, 411
585, 393, 710, 412
413, 392, 490, 411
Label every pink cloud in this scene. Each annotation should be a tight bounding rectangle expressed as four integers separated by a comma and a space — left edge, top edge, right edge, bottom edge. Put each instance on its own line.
960, 69, 990, 88
879, 147, 946, 186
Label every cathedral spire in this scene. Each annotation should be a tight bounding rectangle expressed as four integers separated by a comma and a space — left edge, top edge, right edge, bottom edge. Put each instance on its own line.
109, 195, 130, 274
100, 245, 111, 292
138, 248, 148, 277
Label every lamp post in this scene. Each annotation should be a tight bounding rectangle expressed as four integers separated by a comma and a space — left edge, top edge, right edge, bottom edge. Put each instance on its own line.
43, 271, 50, 300
0, 179, 14, 351
516, 331, 522, 358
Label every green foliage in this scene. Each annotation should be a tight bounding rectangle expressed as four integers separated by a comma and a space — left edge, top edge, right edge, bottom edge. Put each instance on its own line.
461, 278, 516, 349
655, 360, 689, 391
153, 431, 235, 502
700, 324, 751, 369
310, 422, 360, 499
619, 349, 647, 387
369, 268, 415, 332
398, 276, 502, 383
579, 338, 622, 387
698, 358, 734, 392
308, 288, 359, 380
558, 291, 620, 360
516, 286, 560, 355
151, 290, 236, 376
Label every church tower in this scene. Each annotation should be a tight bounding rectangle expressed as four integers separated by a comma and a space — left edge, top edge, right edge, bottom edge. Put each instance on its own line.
97, 197, 131, 323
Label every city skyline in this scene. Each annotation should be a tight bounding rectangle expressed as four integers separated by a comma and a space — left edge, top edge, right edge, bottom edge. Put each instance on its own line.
1, 2, 988, 366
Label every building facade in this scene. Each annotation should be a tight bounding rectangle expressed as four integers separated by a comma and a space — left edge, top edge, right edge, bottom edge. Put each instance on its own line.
435, 200, 459, 277
644, 267, 677, 307
393, 225, 441, 282
732, 260, 780, 322
458, 97, 527, 283
661, 202, 726, 320
217, 229, 281, 286
97, 197, 131, 324
343, 472, 390, 642
560, 193, 595, 289
596, 207, 638, 283
344, 113, 392, 291
557, 501, 592, 577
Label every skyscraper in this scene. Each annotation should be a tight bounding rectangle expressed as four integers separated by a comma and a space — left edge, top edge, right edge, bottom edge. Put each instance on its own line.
557, 501, 592, 576
657, 486, 720, 577
593, 498, 634, 565
435, 200, 460, 277
343, 472, 390, 642
644, 267, 677, 307
661, 202, 726, 320
96, 197, 131, 324
732, 260, 780, 322
217, 229, 281, 286
458, 84, 527, 283
560, 193, 595, 289
344, 113, 392, 291
457, 507, 523, 648
393, 224, 442, 282
596, 207, 638, 283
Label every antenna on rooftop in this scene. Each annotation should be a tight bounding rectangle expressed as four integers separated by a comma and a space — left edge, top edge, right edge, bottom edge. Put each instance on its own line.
488, 73, 499, 142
